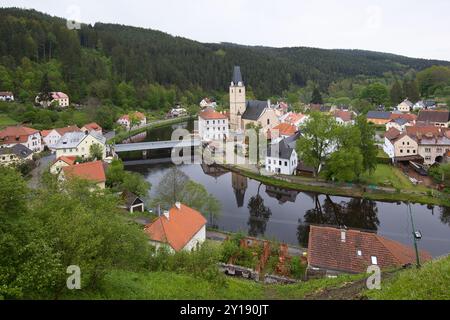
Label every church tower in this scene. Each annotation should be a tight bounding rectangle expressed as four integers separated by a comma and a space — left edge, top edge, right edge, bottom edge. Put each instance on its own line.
229, 66, 246, 132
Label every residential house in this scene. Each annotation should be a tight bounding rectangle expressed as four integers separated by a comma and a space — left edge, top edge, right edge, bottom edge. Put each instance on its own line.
144, 203, 207, 253
41, 126, 81, 150
119, 191, 145, 213
229, 66, 280, 133
270, 123, 298, 140
386, 118, 411, 132
280, 112, 308, 127
59, 161, 106, 189
167, 106, 188, 118
333, 110, 355, 125
199, 98, 217, 109
307, 225, 432, 276
0, 126, 43, 152
397, 99, 413, 113
417, 110, 450, 128
390, 112, 417, 124
413, 100, 436, 110
367, 111, 392, 125
117, 112, 147, 130
407, 126, 450, 165
81, 122, 103, 134
54, 131, 106, 160
383, 128, 420, 163
0, 91, 14, 102
36, 92, 70, 108
0, 144, 33, 166
50, 156, 77, 174
198, 108, 229, 141
265, 132, 300, 175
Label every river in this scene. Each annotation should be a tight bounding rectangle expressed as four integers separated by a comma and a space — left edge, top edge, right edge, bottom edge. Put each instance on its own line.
120, 120, 450, 258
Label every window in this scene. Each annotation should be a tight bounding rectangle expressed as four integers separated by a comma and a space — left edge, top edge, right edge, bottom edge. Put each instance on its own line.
285, 161, 288, 167
371, 256, 378, 265
400, 149, 403, 153
279, 161, 282, 166
267, 119, 270, 125
425, 148, 431, 153
357, 250, 362, 257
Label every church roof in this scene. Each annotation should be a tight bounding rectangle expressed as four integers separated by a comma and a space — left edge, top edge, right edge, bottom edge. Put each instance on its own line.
232, 66, 243, 84
242, 100, 269, 121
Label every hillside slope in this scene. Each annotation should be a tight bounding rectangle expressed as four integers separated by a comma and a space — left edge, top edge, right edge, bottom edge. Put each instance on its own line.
0, 7, 449, 101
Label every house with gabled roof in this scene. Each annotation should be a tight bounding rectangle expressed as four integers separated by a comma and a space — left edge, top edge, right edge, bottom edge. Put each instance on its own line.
198, 108, 229, 141
265, 132, 300, 175
50, 155, 77, 174
41, 125, 81, 150
417, 110, 450, 128
367, 111, 392, 125
307, 225, 432, 276
0, 91, 14, 102
144, 203, 207, 253
59, 160, 106, 189
54, 131, 106, 160
81, 122, 103, 134
383, 127, 421, 163
117, 112, 147, 130
0, 125, 43, 153
0, 144, 33, 166
397, 99, 413, 113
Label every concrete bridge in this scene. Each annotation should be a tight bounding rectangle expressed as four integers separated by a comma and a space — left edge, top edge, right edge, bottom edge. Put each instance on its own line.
113, 138, 202, 153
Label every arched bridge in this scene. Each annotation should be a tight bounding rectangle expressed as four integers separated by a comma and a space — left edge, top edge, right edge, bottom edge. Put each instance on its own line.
112, 139, 202, 153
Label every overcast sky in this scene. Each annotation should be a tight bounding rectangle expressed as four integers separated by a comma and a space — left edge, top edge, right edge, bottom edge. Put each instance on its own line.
2, 0, 450, 61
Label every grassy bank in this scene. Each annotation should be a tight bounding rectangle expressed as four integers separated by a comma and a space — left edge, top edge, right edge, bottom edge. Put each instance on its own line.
0, 114, 17, 129
108, 115, 194, 144
62, 269, 365, 300
365, 256, 450, 300
222, 165, 450, 207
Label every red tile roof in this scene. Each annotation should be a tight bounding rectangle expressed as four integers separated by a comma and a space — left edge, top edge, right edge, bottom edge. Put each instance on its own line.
308, 225, 432, 274
51, 92, 69, 100
199, 109, 228, 120
0, 126, 39, 145
390, 113, 417, 122
41, 126, 80, 138
273, 123, 298, 137
285, 113, 305, 125
62, 161, 106, 183
334, 110, 354, 122
53, 156, 77, 166
83, 122, 102, 132
119, 112, 146, 121
384, 127, 402, 141
144, 204, 207, 252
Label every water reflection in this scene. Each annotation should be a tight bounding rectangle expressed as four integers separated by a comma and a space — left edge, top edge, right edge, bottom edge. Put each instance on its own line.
297, 195, 380, 247
247, 183, 272, 237
265, 186, 299, 204
441, 206, 450, 227
232, 173, 248, 208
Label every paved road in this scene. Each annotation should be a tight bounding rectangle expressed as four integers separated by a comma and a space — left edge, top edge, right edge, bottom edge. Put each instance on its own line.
28, 153, 56, 189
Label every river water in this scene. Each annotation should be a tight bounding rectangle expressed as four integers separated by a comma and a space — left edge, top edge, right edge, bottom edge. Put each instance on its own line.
120, 120, 450, 258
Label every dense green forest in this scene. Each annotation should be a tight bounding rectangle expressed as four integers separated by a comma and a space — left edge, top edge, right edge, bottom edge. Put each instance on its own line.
1, 7, 450, 110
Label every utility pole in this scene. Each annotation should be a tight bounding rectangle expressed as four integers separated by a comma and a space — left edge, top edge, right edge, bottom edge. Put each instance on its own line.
408, 203, 421, 268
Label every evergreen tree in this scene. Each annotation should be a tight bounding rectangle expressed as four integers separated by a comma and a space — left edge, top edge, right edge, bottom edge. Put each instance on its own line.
310, 87, 323, 104
390, 80, 404, 106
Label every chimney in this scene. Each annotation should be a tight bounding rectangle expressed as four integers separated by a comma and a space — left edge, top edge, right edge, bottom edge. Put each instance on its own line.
163, 210, 170, 220
175, 202, 181, 210
341, 229, 347, 243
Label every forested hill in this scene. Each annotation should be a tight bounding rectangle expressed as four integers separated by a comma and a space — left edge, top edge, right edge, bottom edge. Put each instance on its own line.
0, 7, 449, 104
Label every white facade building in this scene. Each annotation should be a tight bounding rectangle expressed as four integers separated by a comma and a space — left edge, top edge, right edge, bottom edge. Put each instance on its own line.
0, 91, 14, 102
198, 109, 229, 141
265, 133, 300, 175
54, 131, 106, 159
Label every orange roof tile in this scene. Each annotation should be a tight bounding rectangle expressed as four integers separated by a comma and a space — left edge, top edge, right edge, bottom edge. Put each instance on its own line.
334, 110, 354, 122
273, 123, 298, 137
83, 122, 102, 132
0, 126, 39, 145
199, 109, 228, 120
62, 161, 106, 183
285, 113, 305, 125
54, 156, 77, 166
308, 225, 432, 274
144, 204, 207, 251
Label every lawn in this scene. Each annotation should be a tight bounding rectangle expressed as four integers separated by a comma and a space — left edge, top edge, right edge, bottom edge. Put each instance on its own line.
361, 164, 429, 192
0, 114, 17, 129
365, 256, 450, 300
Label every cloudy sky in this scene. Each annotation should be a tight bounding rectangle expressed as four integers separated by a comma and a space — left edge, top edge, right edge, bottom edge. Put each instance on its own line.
2, 0, 450, 61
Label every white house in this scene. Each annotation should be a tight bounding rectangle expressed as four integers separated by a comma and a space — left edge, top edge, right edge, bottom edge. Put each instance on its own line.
36, 92, 70, 108
0, 126, 43, 153
200, 98, 217, 109
54, 131, 106, 160
383, 127, 420, 162
50, 156, 77, 175
144, 203, 207, 253
0, 91, 14, 102
167, 106, 188, 118
198, 109, 229, 141
117, 112, 147, 130
386, 118, 411, 132
333, 110, 356, 125
0, 144, 33, 166
397, 99, 413, 113
41, 126, 81, 150
265, 133, 299, 175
